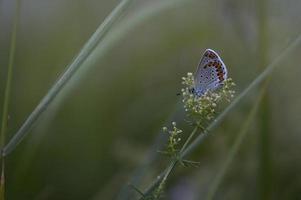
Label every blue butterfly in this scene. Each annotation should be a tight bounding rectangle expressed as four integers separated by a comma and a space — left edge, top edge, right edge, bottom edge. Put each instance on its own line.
193, 49, 228, 96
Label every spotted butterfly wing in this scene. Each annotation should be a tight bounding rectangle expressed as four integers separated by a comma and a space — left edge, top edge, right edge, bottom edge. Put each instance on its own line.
194, 49, 228, 96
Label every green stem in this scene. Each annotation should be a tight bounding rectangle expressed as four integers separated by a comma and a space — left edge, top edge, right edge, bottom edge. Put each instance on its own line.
161, 159, 177, 184
162, 123, 200, 181
140, 124, 200, 199
180, 123, 200, 153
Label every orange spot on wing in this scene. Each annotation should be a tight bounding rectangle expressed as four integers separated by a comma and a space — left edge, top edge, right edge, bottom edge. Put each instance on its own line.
208, 52, 217, 59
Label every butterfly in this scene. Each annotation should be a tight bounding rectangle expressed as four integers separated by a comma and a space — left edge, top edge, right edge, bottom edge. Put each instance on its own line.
193, 49, 228, 96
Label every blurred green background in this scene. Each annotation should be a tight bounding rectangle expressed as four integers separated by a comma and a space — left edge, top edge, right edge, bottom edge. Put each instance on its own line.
1, 0, 301, 199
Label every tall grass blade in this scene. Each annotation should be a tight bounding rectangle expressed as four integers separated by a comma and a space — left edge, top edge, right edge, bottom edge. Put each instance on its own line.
0, 0, 20, 154
0, 0, 20, 199
2, 0, 134, 156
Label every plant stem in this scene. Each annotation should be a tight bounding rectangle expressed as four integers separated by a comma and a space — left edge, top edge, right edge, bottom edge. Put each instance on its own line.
2, 0, 134, 156
162, 123, 201, 182
180, 123, 200, 153
140, 124, 200, 199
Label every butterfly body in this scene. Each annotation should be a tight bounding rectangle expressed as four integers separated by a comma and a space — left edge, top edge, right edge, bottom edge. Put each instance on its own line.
194, 49, 228, 96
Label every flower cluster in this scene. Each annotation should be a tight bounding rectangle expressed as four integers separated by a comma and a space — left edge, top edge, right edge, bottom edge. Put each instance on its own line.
219, 78, 236, 101
181, 72, 235, 121
151, 72, 236, 200
162, 122, 182, 157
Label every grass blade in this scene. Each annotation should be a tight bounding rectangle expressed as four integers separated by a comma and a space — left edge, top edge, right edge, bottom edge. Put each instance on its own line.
0, 0, 20, 154
2, 0, 134, 156
0, 0, 20, 199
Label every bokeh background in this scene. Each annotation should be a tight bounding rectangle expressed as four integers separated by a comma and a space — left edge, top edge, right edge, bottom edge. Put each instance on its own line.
1, 0, 301, 199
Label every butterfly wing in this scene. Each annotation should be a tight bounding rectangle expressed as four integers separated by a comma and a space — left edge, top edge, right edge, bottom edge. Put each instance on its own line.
194, 49, 228, 96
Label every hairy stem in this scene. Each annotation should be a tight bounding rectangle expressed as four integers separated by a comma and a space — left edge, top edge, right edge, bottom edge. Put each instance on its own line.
140, 124, 200, 199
